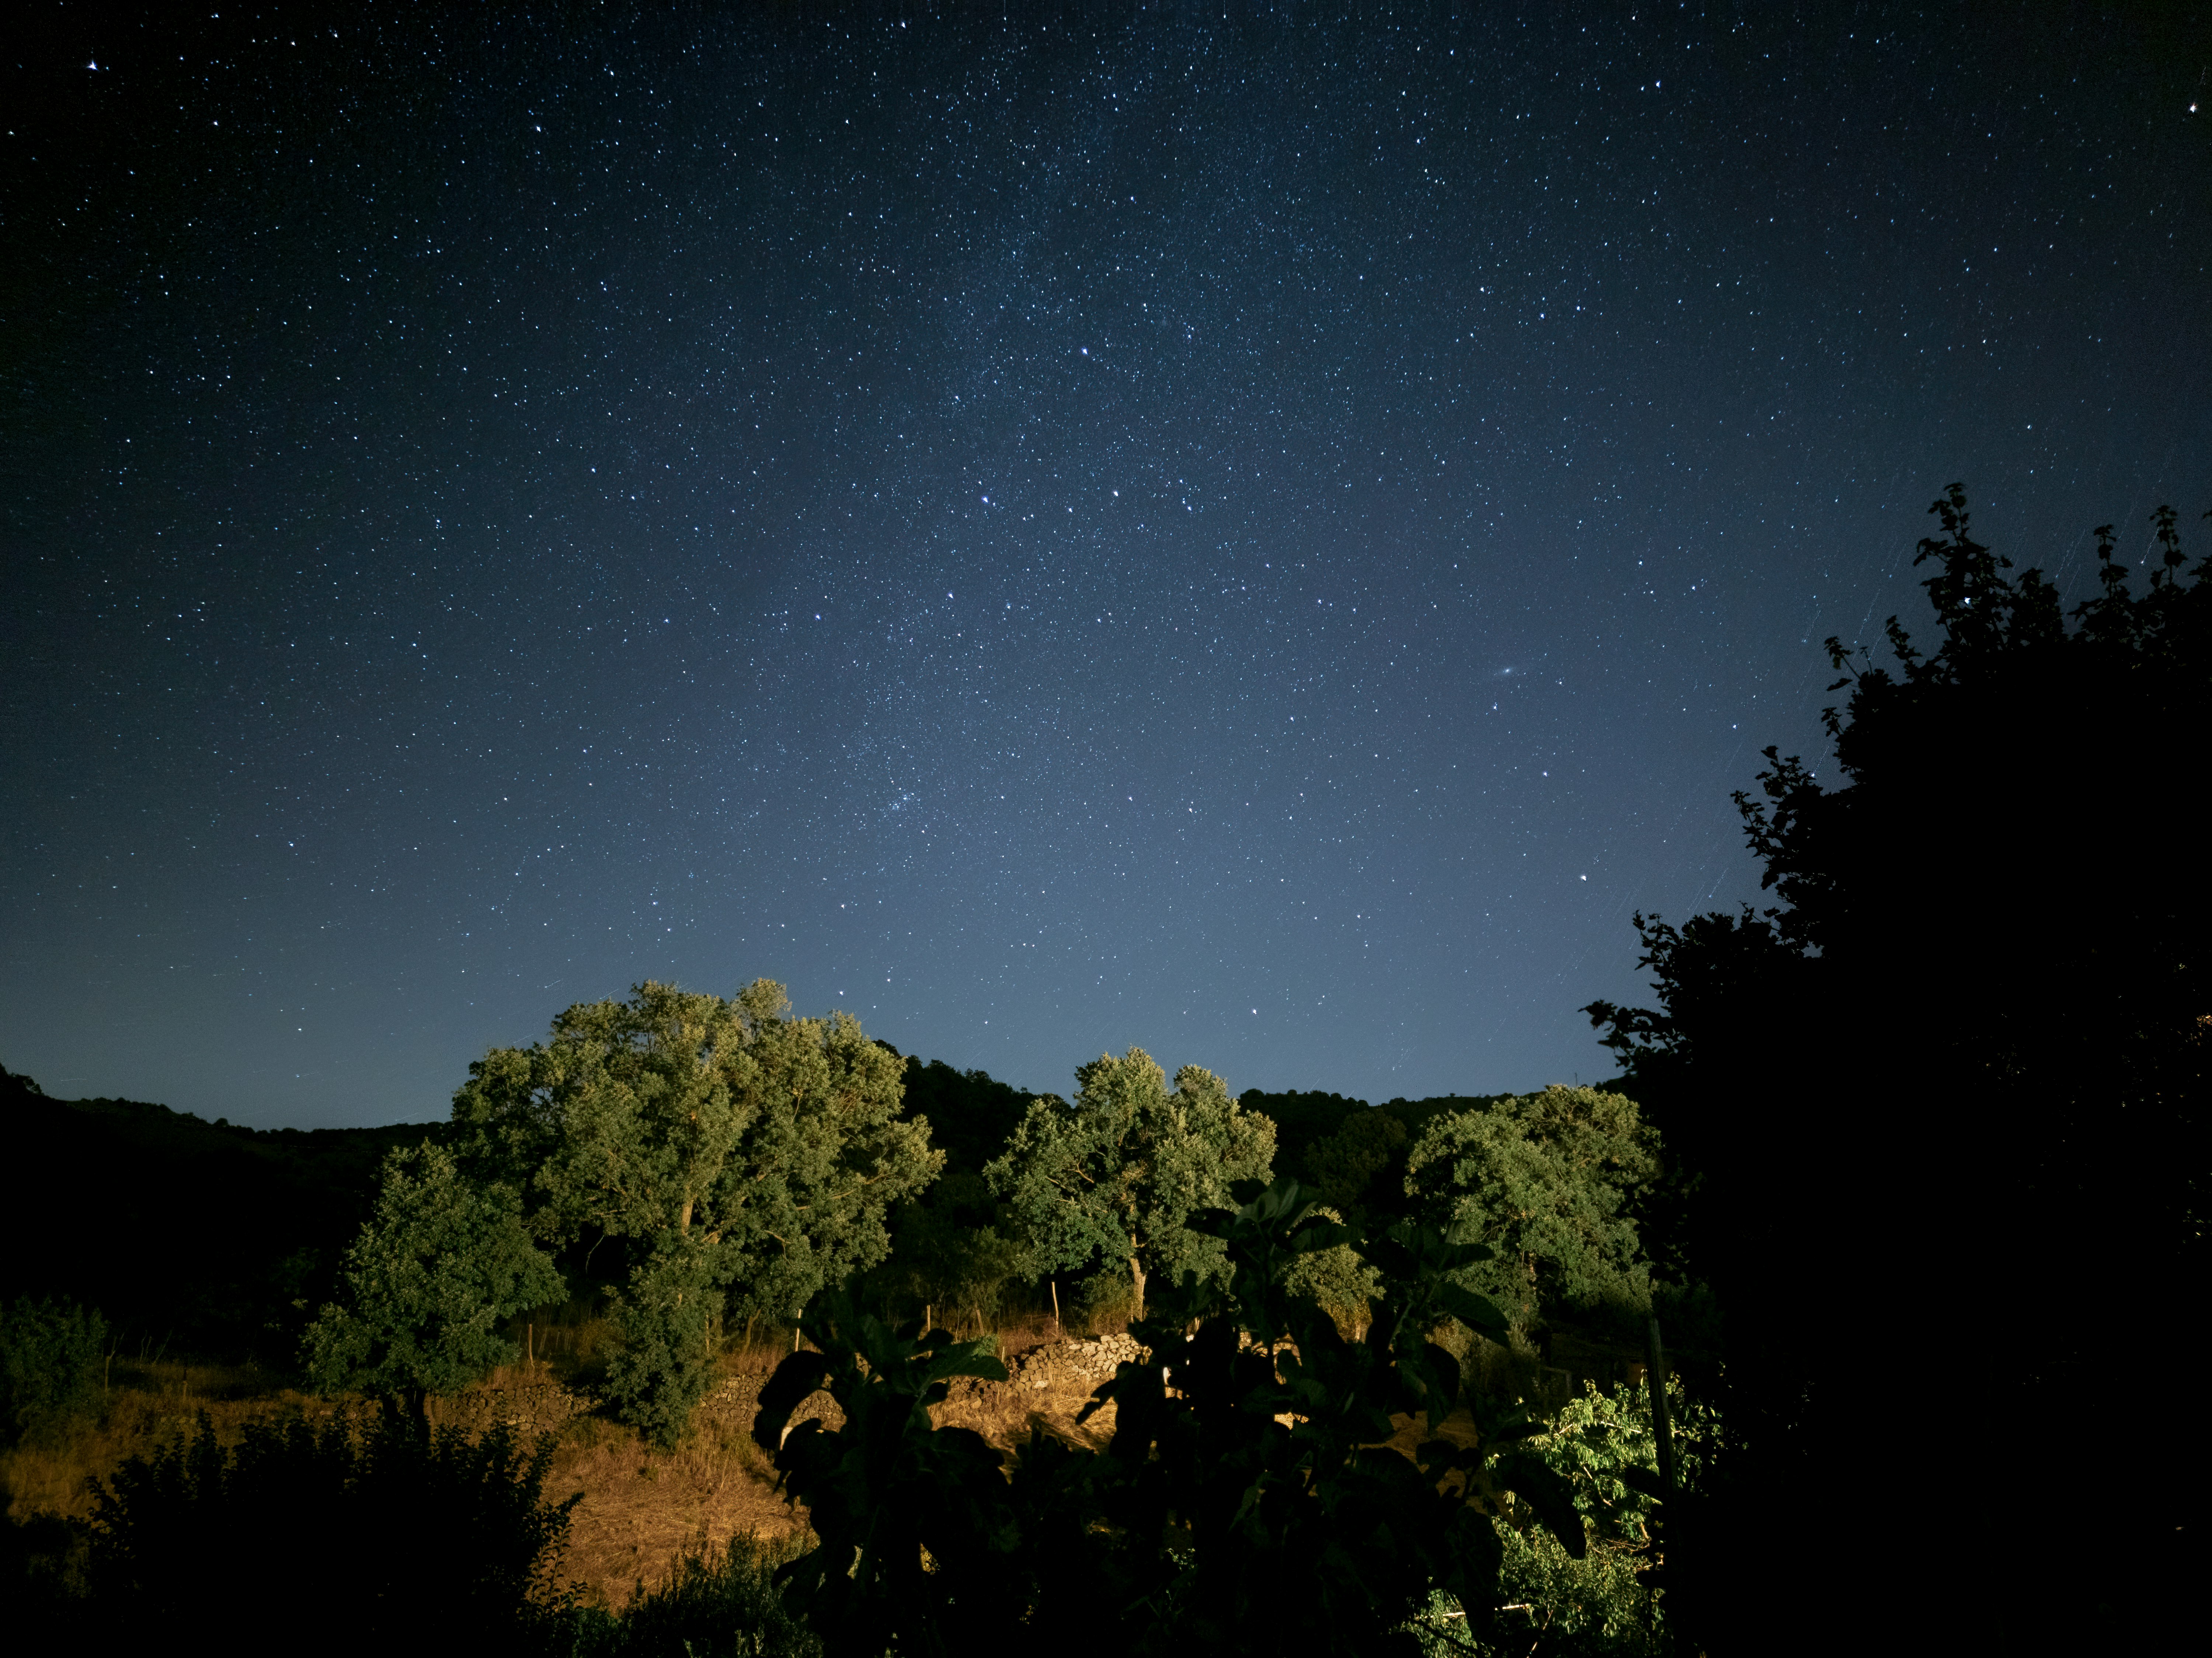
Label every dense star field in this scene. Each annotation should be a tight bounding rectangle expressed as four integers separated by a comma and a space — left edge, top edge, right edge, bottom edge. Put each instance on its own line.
3, 6, 2205, 1126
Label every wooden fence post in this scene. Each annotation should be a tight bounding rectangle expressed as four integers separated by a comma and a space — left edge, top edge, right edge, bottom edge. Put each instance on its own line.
1645, 1313, 1677, 1495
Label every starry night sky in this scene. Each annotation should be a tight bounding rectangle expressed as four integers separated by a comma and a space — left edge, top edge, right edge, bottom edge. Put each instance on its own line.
4, 4, 2206, 1128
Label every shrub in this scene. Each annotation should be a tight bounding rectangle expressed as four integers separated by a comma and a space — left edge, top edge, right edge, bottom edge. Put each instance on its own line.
78, 1401, 580, 1651
604, 1242, 721, 1450
572, 1535, 820, 1658
0, 1296, 107, 1444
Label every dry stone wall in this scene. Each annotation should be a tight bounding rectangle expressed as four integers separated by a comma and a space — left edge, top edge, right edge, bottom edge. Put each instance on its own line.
428, 1379, 592, 1438
1006, 1332, 1147, 1394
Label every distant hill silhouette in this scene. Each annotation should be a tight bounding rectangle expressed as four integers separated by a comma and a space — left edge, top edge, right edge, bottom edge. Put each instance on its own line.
0, 1063, 441, 1363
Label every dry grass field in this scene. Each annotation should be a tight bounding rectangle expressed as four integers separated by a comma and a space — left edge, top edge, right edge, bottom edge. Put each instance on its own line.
0, 1315, 1502, 1612
0, 1314, 1156, 1611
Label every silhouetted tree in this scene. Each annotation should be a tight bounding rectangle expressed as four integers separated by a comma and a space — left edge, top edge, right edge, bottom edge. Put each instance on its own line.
1586, 489, 2211, 1651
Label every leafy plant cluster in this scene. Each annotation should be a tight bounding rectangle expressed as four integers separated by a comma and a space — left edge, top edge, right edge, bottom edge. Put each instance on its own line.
748, 1176, 1621, 1658
0, 1295, 108, 1446
1457, 1378, 1718, 1658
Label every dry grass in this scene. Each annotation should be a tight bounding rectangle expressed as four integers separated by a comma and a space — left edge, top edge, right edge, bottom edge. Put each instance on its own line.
0, 1355, 342, 1527
0, 1317, 1464, 1612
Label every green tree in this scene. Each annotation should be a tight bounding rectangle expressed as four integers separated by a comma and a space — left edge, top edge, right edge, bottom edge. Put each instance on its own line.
1403, 1087, 1659, 1335
452, 979, 938, 1443
866, 1170, 1029, 1332
984, 1047, 1273, 1315
302, 1142, 563, 1401
1303, 1107, 1415, 1234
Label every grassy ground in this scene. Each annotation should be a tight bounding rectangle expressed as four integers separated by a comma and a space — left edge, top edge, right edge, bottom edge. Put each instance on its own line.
0, 1312, 1123, 1611
1, 1311, 1502, 1612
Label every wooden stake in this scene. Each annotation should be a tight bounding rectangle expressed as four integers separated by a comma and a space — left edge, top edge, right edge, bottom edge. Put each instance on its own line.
1645, 1314, 1677, 1495
1050, 1279, 1061, 1337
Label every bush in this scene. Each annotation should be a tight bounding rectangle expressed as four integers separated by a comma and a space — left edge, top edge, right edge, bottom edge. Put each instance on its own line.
0, 1296, 107, 1444
604, 1245, 721, 1450
571, 1535, 820, 1658
77, 1401, 580, 1651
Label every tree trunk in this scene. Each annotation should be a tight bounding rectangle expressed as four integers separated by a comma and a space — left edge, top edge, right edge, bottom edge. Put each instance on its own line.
1128, 1248, 1147, 1320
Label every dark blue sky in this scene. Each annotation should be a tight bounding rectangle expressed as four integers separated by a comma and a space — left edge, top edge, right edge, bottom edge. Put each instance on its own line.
5, 4, 2206, 1127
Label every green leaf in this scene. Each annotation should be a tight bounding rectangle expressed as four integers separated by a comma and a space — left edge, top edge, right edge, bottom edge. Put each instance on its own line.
1613, 1464, 1669, 1499
1496, 1451, 1589, 1559
925, 1341, 1010, 1385
751, 1350, 832, 1452
1436, 1282, 1511, 1342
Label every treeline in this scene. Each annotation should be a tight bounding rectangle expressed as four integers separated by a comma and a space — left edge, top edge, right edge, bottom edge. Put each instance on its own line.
5, 1026, 1676, 1654
0, 1046, 1663, 1407
288, 985, 1662, 1448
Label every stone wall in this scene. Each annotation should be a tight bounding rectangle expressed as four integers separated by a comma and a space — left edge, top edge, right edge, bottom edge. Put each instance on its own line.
1005, 1332, 1147, 1395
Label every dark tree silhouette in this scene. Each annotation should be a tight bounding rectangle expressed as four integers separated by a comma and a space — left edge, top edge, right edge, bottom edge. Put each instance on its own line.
1587, 488, 2209, 1651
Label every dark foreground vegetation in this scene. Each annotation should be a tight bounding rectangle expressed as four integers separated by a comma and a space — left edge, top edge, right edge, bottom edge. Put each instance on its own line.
4, 490, 2204, 1653
1584, 492, 2209, 1650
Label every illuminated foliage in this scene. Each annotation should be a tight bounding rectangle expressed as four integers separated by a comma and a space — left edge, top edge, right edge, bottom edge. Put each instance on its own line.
451, 979, 938, 1443
984, 1045, 1274, 1315
302, 1141, 562, 1400
1403, 1087, 1659, 1335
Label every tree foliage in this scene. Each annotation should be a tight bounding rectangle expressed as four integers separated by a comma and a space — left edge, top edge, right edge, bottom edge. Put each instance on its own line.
865, 1169, 1029, 1332
1303, 1107, 1415, 1233
0, 1295, 107, 1444
302, 1141, 563, 1401
1403, 1088, 1659, 1335
984, 1046, 1273, 1314
451, 979, 938, 1442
